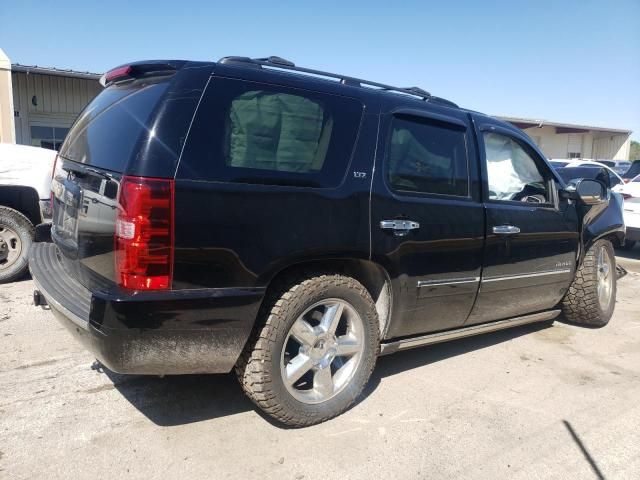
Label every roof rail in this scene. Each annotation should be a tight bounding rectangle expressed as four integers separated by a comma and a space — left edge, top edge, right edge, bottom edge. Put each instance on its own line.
218, 56, 458, 107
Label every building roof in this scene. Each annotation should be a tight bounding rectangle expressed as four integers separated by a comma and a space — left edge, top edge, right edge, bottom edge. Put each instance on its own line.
497, 116, 632, 135
10, 64, 101, 80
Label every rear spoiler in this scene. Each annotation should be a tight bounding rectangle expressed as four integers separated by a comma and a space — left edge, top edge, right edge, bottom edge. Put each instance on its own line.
99, 60, 187, 87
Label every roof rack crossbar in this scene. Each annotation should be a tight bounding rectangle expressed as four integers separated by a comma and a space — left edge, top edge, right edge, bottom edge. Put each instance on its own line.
218, 56, 435, 102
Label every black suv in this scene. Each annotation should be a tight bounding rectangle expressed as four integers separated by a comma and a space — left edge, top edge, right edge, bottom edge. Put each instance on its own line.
30, 56, 625, 427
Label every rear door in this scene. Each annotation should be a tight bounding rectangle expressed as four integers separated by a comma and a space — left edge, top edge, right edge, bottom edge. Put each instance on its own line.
466, 118, 579, 324
370, 102, 484, 339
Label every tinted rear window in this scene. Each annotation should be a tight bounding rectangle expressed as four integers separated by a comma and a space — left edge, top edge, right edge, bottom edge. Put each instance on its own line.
59, 81, 168, 172
178, 77, 363, 188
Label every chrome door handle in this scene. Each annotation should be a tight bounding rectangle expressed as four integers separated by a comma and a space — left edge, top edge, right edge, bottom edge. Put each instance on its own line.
380, 219, 420, 236
493, 225, 521, 235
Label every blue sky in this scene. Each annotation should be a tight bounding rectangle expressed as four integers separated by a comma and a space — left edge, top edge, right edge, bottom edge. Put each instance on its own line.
1, 0, 639, 139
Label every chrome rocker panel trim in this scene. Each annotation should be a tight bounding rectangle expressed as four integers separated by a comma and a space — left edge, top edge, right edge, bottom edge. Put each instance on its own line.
379, 310, 560, 355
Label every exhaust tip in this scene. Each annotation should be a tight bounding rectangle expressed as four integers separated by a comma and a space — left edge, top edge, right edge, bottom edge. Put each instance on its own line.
33, 290, 47, 307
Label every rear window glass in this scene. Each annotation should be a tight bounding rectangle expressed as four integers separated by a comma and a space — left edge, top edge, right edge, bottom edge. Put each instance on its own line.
225, 91, 330, 173
59, 81, 168, 172
178, 77, 363, 188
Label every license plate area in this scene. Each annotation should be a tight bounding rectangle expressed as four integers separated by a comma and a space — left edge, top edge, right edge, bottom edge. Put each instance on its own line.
52, 177, 82, 251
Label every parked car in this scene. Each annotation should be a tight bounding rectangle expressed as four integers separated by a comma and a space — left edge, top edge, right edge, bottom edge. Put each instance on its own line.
619, 174, 640, 198
550, 160, 625, 192
0, 143, 56, 282
549, 160, 571, 169
622, 195, 640, 250
622, 160, 640, 183
29, 57, 625, 427
596, 159, 632, 176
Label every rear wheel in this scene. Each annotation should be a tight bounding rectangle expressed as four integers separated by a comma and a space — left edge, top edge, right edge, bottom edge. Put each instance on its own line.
561, 239, 616, 327
0, 207, 34, 283
236, 273, 379, 427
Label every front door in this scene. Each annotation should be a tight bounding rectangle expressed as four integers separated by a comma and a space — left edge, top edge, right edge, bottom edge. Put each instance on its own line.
371, 104, 484, 339
466, 119, 579, 324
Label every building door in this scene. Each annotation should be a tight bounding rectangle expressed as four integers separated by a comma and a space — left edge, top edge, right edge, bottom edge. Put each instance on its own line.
567, 134, 582, 158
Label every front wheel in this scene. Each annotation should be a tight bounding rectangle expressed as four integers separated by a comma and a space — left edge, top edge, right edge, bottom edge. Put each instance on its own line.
236, 273, 380, 427
561, 239, 616, 327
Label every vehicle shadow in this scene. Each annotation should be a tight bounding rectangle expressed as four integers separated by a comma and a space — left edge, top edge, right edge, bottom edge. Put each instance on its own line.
362, 322, 550, 400
103, 321, 551, 428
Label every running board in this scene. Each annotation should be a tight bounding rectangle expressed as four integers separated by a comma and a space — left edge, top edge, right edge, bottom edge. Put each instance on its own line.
379, 310, 561, 356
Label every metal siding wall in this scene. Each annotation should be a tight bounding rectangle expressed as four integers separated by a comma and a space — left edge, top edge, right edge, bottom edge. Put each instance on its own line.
11, 72, 102, 145
593, 134, 631, 160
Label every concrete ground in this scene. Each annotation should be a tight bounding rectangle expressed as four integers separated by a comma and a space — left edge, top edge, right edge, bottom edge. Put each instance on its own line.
1, 250, 639, 480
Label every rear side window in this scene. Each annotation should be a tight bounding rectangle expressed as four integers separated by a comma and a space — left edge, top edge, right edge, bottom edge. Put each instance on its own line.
59, 81, 168, 172
385, 116, 469, 197
179, 77, 363, 188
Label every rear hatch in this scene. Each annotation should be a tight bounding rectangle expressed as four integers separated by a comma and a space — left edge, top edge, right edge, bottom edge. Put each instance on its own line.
51, 61, 209, 292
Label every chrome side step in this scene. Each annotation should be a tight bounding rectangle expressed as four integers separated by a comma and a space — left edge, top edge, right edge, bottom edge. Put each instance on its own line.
379, 310, 560, 356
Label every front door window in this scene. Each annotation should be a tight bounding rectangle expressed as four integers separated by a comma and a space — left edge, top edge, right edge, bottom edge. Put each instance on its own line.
483, 132, 549, 204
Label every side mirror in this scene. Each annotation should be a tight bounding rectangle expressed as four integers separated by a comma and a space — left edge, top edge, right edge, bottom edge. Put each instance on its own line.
575, 179, 607, 205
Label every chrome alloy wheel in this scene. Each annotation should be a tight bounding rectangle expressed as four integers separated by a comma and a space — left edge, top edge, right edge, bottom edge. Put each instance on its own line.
597, 245, 613, 311
0, 224, 22, 270
280, 299, 365, 404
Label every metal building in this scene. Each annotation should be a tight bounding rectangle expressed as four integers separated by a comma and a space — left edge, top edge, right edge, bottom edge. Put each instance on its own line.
0, 48, 101, 148
11, 64, 101, 149
499, 116, 632, 161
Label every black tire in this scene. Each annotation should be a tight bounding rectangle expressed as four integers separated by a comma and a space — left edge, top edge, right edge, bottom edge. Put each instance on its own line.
235, 273, 380, 427
561, 239, 616, 327
0, 206, 34, 283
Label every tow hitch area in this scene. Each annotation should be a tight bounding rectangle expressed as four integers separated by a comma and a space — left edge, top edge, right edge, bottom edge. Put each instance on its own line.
33, 290, 48, 308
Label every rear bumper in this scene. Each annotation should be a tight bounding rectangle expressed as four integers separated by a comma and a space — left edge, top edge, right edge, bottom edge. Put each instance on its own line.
29, 243, 264, 374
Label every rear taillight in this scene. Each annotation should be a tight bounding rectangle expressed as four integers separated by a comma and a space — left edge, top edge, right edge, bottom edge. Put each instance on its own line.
115, 176, 174, 290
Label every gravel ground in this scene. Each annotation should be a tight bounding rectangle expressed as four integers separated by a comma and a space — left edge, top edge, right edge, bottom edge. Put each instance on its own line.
1, 251, 639, 480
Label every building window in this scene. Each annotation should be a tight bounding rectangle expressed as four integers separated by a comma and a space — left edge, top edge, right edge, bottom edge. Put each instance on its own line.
30, 126, 70, 151
568, 152, 581, 159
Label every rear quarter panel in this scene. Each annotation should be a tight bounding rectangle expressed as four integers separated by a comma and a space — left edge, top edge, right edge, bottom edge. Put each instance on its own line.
172, 73, 380, 289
